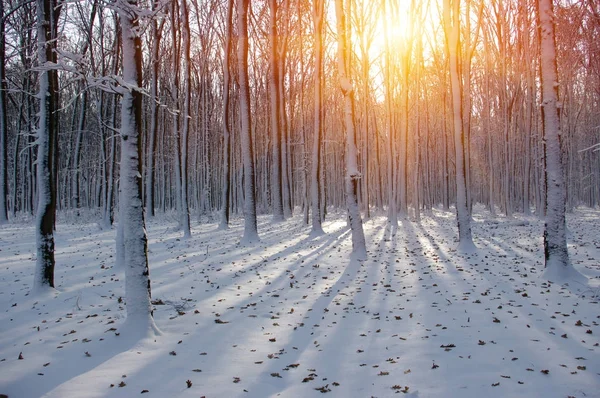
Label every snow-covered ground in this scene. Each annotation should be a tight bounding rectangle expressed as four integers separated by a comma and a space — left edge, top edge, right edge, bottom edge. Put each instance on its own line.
1, 207, 599, 398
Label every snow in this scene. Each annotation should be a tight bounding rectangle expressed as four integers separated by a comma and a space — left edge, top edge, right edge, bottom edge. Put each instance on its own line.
1, 206, 599, 398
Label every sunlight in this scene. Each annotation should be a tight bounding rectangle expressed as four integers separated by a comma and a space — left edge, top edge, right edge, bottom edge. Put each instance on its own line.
366, 0, 427, 58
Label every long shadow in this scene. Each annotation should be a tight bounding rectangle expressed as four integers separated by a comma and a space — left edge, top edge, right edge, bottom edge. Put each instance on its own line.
120, 224, 356, 396
243, 255, 366, 396
1, 322, 149, 397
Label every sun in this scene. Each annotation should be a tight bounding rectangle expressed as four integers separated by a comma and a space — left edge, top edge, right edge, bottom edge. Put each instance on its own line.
355, 0, 434, 61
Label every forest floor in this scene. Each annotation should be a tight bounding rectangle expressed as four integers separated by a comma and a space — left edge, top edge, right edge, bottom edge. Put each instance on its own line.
0, 206, 599, 398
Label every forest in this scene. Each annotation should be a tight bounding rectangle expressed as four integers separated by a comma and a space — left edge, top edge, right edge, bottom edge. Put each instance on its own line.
0, 0, 599, 397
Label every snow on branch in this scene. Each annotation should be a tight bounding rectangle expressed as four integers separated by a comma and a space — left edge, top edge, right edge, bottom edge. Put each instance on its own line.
578, 142, 600, 153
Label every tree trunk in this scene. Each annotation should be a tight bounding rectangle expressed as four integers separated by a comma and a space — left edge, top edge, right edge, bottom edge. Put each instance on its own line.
382, 0, 397, 226
179, 0, 191, 238
279, 0, 292, 218
33, 0, 61, 291
269, 0, 284, 221
71, 90, 86, 210
310, 0, 325, 236
334, 0, 366, 257
444, 0, 475, 252
237, 0, 259, 243
538, 0, 584, 282
145, 0, 163, 218
117, 0, 159, 335
219, 0, 234, 229
0, 0, 8, 223
170, 0, 184, 233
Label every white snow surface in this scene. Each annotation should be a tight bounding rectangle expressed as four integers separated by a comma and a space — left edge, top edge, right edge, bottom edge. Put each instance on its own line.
1, 206, 599, 398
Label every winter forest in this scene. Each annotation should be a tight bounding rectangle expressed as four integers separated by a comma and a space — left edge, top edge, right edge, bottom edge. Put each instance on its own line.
0, 0, 599, 396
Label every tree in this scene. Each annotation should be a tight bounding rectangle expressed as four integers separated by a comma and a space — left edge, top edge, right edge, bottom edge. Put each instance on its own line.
219, 0, 234, 230
334, 0, 366, 257
169, 0, 190, 238
538, 0, 585, 283
145, 0, 164, 218
116, 0, 159, 334
278, 0, 292, 218
382, 0, 397, 227
70, 2, 98, 212
0, 0, 8, 224
237, 0, 259, 243
269, 0, 284, 222
179, 0, 192, 238
33, 0, 61, 291
443, 0, 475, 252
310, 0, 325, 236
103, 12, 120, 229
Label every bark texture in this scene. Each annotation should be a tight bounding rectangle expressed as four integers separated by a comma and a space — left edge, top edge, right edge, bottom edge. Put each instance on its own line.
538, 0, 584, 283
117, 0, 159, 334
33, 0, 61, 291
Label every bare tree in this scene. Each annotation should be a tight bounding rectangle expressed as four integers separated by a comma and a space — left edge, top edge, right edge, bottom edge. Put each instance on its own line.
145, 0, 165, 218
219, 0, 234, 230
0, 0, 8, 224
443, 0, 475, 252
71, 3, 98, 212
538, 0, 584, 283
237, 0, 259, 243
33, 0, 61, 291
310, 0, 325, 236
179, 0, 192, 238
269, 0, 284, 221
382, 0, 397, 227
115, 0, 159, 335
334, 0, 366, 257
0, 2, 8, 224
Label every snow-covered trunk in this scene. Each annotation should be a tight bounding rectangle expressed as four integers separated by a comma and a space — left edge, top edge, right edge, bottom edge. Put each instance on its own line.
442, 101, 450, 211
98, 95, 107, 214
399, 59, 408, 219
301, 96, 309, 225
373, 112, 383, 210
111, 14, 122, 254
293, 26, 309, 226
461, 0, 473, 215
310, 0, 325, 236
275, 0, 292, 218
170, 0, 183, 232
359, 31, 370, 219
201, 70, 212, 216
0, 0, 8, 224
334, 0, 366, 257
278, 20, 292, 218
444, 0, 475, 252
320, 143, 327, 220
538, 0, 584, 283
503, 99, 512, 217
523, 30, 535, 216
145, 1, 162, 219
523, 80, 533, 216
33, 0, 60, 291
179, 0, 191, 238
219, 0, 234, 230
269, 0, 284, 222
483, 33, 495, 216
423, 108, 432, 210
413, 124, 420, 222
71, 89, 86, 211
116, 0, 159, 335
237, 0, 259, 244
12, 86, 26, 217
382, 0, 397, 226
413, 57, 421, 222
105, 94, 118, 229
